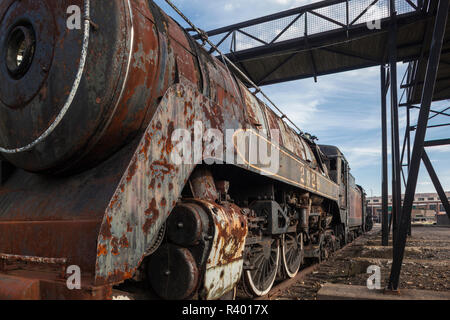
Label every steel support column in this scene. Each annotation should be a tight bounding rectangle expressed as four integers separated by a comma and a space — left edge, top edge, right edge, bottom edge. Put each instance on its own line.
406, 106, 412, 236
381, 65, 389, 246
407, 106, 411, 169
388, 0, 450, 291
389, 1, 402, 247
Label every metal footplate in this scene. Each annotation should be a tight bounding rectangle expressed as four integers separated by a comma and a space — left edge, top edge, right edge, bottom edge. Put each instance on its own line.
0, 253, 112, 300
0, 253, 68, 278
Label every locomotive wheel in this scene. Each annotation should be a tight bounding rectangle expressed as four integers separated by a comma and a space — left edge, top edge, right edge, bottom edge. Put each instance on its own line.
319, 232, 338, 263
280, 233, 303, 279
243, 239, 280, 297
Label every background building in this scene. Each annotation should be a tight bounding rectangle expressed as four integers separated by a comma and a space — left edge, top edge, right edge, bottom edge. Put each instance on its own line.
367, 192, 450, 224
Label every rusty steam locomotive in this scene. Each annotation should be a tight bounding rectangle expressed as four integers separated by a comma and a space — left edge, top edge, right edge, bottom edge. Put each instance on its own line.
0, 0, 372, 299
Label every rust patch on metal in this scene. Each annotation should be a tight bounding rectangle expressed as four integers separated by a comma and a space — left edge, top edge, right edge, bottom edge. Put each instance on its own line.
100, 215, 113, 240
126, 158, 138, 183
119, 235, 129, 249
111, 237, 119, 256
97, 244, 108, 257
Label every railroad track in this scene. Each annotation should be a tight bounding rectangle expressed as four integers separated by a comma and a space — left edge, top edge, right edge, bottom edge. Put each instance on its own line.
113, 228, 381, 301
252, 229, 380, 300
253, 263, 321, 300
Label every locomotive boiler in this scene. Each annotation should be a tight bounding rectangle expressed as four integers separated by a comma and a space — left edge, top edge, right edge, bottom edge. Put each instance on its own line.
0, 0, 371, 300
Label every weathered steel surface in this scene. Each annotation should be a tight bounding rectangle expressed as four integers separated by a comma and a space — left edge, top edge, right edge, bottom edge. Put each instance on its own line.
190, 168, 219, 202
0, 274, 40, 300
0, 0, 334, 180
148, 194, 247, 300
0, 0, 342, 298
233, 129, 339, 201
0, 254, 67, 266
0, 271, 112, 300
192, 200, 248, 300
348, 180, 363, 228
94, 78, 337, 287
94, 80, 244, 285
0, 0, 166, 174
147, 243, 200, 300
0, 131, 140, 281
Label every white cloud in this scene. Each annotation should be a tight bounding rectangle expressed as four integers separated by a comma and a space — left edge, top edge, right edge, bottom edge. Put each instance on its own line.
224, 3, 236, 11
341, 144, 382, 169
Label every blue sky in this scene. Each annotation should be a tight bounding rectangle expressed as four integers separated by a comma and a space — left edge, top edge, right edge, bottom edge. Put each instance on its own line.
156, 0, 450, 196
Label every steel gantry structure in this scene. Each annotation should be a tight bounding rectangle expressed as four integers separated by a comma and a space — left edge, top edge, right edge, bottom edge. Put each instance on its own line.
388, 0, 450, 291
188, 0, 450, 292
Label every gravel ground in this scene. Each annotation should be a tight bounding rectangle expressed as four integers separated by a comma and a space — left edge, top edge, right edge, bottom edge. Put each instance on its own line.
273, 225, 450, 300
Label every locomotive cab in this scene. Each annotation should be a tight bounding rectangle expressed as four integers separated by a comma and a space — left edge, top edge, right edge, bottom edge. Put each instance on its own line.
320, 145, 368, 239
319, 145, 349, 208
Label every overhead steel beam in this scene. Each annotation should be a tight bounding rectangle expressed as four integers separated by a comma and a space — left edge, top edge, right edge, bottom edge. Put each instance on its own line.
209, 31, 232, 54
256, 52, 298, 85
388, 0, 450, 291
219, 13, 428, 63
270, 13, 304, 44
198, 0, 422, 41
350, 0, 380, 25
428, 106, 450, 119
424, 138, 450, 146
195, 0, 348, 38
252, 61, 385, 86
411, 122, 450, 129
401, 75, 450, 88
321, 47, 381, 64
399, 105, 450, 117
